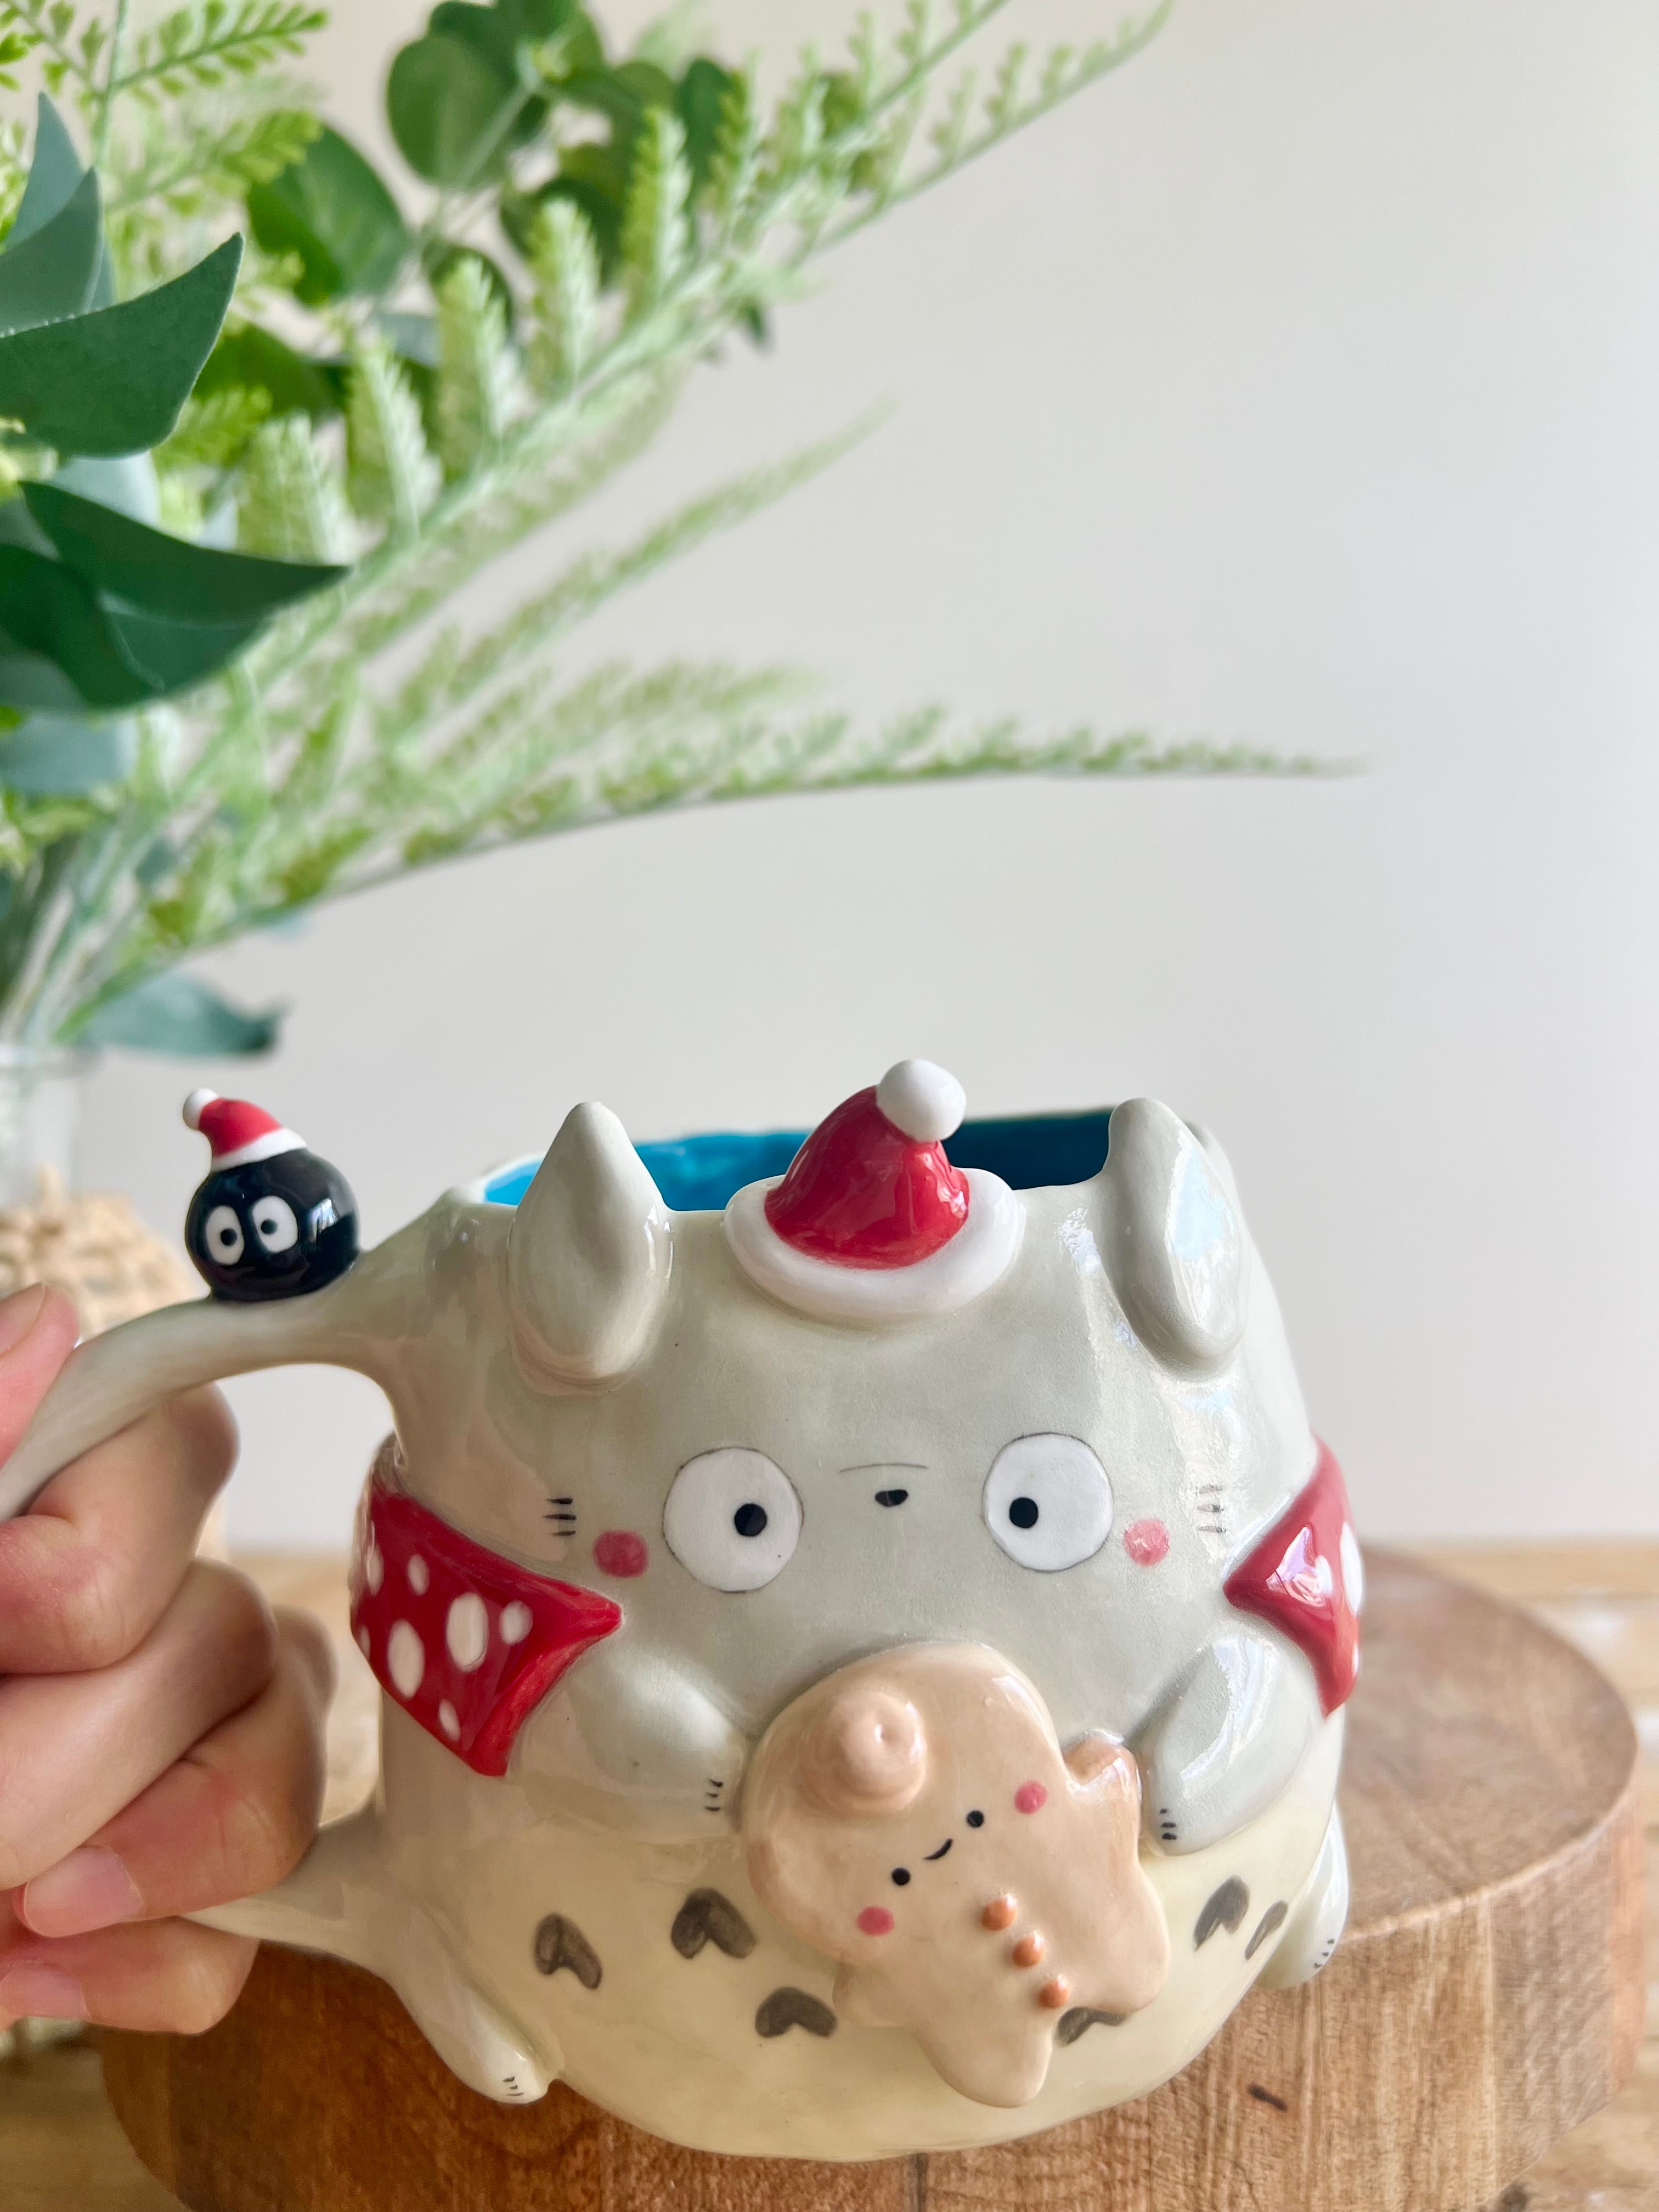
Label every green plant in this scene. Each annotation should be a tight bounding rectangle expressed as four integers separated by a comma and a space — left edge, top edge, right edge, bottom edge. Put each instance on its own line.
0, 0, 1311, 1058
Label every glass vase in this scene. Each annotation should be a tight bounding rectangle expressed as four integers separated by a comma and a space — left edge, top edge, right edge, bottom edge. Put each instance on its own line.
0, 1043, 93, 1211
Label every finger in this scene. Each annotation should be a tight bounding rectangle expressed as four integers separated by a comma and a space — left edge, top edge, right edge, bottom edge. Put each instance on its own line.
18, 1609, 335, 1938
0, 1562, 276, 1893
0, 1284, 80, 1465
0, 1385, 238, 1676
0, 1915, 257, 2036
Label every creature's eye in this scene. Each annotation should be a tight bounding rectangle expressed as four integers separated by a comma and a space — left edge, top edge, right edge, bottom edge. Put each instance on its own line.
663, 1448, 802, 1592
204, 1205, 244, 1263
251, 1195, 299, 1254
983, 1434, 1113, 1572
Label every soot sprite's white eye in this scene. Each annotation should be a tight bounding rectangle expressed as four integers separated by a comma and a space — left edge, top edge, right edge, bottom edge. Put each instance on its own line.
204, 1204, 244, 1263
983, 1434, 1113, 1572
251, 1195, 299, 1254
663, 1448, 802, 1592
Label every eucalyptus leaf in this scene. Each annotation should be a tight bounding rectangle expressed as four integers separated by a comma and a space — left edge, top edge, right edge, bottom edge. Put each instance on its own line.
8, 95, 83, 249
0, 171, 104, 337
246, 126, 409, 307
500, 0, 585, 35
0, 546, 145, 709
24, 482, 346, 622
0, 237, 242, 457
50, 454, 162, 528
388, 32, 520, 186
428, 3, 516, 83
79, 970, 281, 1056
0, 710, 137, 794
104, 603, 266, 696
425, 3, 549, 144
0, 646, 93, 715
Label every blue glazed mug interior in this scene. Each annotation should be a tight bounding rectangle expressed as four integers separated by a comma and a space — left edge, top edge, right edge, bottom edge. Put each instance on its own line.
482, 1109, 1116, 1212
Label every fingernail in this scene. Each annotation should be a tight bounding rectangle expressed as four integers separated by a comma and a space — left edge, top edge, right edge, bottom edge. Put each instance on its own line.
0, 1283, 47, 1358
0, 1961, 87, 2023
21, 1847, 143, 1938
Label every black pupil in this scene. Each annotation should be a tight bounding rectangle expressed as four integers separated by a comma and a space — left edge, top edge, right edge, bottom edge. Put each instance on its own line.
891, 1867, 911, 1886
216, 1225, 238, 1248
732, 1501, 768, 1539
966, 1809, 985, 1828
874, 1488, 909, 1508
1008, 1496, 1040, 1530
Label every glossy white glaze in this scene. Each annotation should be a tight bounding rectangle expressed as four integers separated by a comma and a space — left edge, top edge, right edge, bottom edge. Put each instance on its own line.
0, 1086, 1356, 2154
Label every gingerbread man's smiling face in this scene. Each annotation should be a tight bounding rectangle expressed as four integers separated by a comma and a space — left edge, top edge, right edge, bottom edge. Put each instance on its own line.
741, 1643, 1171, 2108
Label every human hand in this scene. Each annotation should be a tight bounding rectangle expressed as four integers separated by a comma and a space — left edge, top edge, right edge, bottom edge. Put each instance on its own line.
0, 1283, 334, 2033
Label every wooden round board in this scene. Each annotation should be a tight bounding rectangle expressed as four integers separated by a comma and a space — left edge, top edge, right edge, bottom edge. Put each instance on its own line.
99, 1550, 1645, 2212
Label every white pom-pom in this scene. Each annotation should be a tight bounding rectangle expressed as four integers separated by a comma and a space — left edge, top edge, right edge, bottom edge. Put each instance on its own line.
876, 1059, 967, 1143
183, 1087, 219, 1132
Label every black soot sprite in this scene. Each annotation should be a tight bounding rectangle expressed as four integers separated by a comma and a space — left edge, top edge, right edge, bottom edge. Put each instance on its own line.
183, 1088, 358, 1303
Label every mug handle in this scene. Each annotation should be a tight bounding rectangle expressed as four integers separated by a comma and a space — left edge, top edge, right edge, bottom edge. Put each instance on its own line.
0, 1254, 399, 1522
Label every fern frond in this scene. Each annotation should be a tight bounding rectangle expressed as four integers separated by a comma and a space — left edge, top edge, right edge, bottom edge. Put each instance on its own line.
381, 414, 882, 746
0, 1, 90, 88
156, 386, 272, 473
114, 0, 324, 98
435, 257, 522, 479
0, 115, 29, 233
895, 0, 934, 70
985, 42, 1025, 131
346, 340, 440, 539
526, 200, 600, 392
708, 65, 764, 234
930, 69, 975, 162
239, 412, 355, 563
827, 0, 1173, 240
0, 25, 36, 92
620, 106, 691, 316
106, 104, 319, 212
771, 57, 827, 183
315, 372, 680, 675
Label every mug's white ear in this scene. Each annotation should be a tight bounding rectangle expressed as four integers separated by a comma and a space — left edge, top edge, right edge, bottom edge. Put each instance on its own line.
1094, 1098, 1248, 1372
507, 1103, 672, 1385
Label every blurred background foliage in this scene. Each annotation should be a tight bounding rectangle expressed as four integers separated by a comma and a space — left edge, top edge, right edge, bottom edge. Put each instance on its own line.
0, 0, 1302, 1060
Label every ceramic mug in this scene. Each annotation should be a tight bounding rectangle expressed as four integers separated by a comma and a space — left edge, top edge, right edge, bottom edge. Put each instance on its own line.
0, 1062, 1357, 2160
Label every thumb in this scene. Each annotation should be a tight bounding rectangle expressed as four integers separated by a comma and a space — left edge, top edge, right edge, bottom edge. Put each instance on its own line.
0, 1286, 82, 1469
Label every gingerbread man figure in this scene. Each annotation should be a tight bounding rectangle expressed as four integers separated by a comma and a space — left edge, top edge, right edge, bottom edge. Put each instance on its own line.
742, 1643, 1171, 2108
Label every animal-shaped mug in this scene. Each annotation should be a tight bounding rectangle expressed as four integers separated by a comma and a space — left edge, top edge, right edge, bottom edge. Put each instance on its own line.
0, 1062, 1359, 2159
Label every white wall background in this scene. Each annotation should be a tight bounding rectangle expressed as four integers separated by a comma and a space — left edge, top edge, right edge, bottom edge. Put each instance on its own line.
80, 0, 1659, 1548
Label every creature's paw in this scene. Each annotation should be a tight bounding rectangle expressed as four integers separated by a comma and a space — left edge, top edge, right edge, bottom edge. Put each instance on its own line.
561, 1643, 749, 1825
391, 1909, 563, 2103
1256, 1807, 1348, 1989
1134, 1631, 1318, 1855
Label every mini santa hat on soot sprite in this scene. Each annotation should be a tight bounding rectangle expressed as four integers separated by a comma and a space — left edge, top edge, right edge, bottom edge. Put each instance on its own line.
724, 1059, 1025, 1323
183, 1088, 307, 1169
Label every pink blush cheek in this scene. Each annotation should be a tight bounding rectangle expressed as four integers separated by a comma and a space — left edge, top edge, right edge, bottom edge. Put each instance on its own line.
857, 1906, 895, 1937
593, 1530, 648, 1577
1124, 1517, 1170, 1566
1014, 1782, 1048, 1815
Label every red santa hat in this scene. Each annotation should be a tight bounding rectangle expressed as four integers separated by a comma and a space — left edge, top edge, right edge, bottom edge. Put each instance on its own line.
725, 1060, 1024, 1323
183, 1088, 306, 1172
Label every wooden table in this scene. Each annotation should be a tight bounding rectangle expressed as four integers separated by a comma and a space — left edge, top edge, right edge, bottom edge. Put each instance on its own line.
3, 1543, 1655, 2212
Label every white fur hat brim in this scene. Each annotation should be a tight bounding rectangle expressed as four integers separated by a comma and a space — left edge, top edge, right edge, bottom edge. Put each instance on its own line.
724, 1168, 1024, 1325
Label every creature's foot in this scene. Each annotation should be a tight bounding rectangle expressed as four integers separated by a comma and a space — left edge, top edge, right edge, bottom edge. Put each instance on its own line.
390, 1909, 563, 2104
191, 1805, 387, 1974
1257, 1806, 1348, 1989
